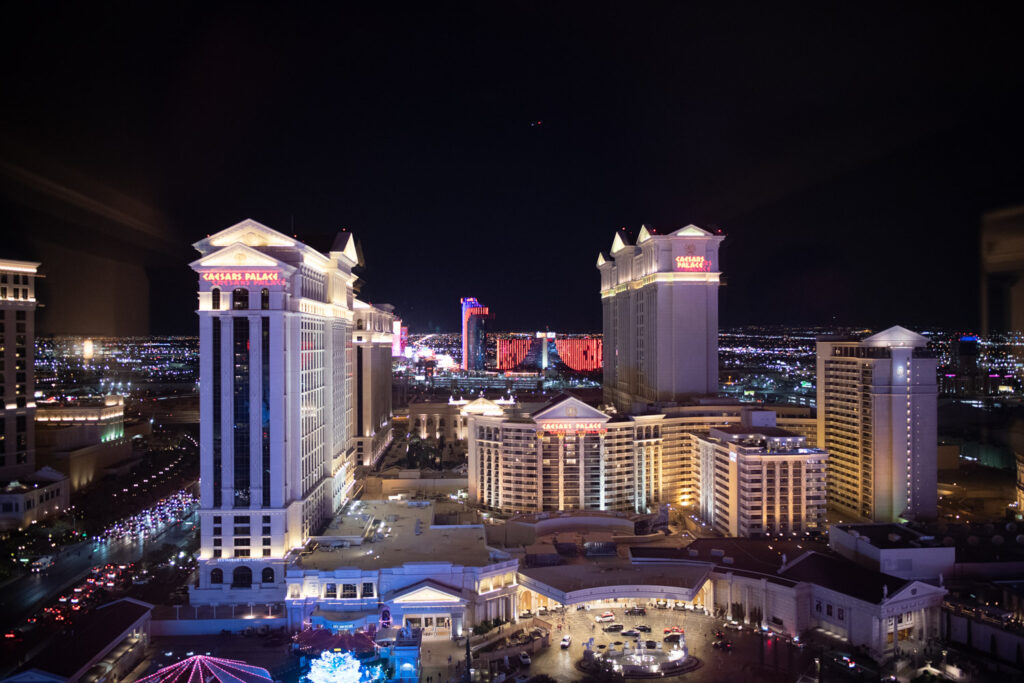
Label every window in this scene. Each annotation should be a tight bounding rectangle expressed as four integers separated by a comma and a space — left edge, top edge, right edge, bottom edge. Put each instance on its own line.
213, 549, 222, 558
342, 584, 358, 598
232, 566, 253, 587
324, 583, 337, 598
213, 516, 222, 524
826, 604, 833, 617
815, 600, 822, 614
234, 538, 250, 546
234, 549, 250, 558
362, 583, 375, 598
262, 538, 271, 546
837, 608, 844, 621
213, 538, 222, 546
261, 288, 270, 309
261, 567, 275, 583
211, 288, 221, 310
233, 288, 250, 310
210, 568, 224, 584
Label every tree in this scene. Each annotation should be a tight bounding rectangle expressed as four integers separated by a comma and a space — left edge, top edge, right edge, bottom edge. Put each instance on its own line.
731, 602, 745, 623
306, 651, 383, 683
750, 606, 764, 627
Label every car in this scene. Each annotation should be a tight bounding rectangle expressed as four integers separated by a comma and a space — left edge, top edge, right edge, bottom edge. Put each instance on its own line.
712, 640, 733, 650
537, 607, 548, 615
636, 624, 652, 632
621, 629, 641, 638
518, 652, 531, 666
792, 635, 807, 649
714, 630, 725, 639
654, 600, 669, 609
643, 640, 658, 649
663, 633, 683, 643
725, 621, 743, 631
625, 607, 646, 616
673, 603, 688, 611
519, 610, 533, 619
595, 612, 615, 623
835, 654, 856, 669
603, 623, 624, 632
560, 635, 572, 649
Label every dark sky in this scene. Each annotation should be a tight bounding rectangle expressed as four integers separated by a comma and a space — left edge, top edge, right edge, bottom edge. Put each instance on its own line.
2, 3, 1023, 335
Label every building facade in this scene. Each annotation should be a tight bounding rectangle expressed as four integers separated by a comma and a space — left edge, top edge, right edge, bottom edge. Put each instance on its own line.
353, 301, 396, 467
695, 412, 828, 538
190, 220, 393, 605
0, 259, 40, 479
816, 326, 938, 523
460, 297, 489, 371
467, 394, 817, 515
598, 225, 724, 413
0, 259, 69, 530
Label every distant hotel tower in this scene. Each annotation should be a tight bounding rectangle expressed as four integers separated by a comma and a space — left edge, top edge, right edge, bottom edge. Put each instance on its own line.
190, 220, 394, 603
816, 326, 938, 523
460, 297, 489, 371
598, 225, 724, 412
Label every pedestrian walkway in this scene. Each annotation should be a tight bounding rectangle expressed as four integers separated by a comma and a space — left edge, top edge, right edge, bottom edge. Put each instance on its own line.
419, 638, 466, 683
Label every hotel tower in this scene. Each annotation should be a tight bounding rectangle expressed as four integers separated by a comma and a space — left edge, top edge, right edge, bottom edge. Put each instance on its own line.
190, 219, 393, 603
598, 225, 724, 413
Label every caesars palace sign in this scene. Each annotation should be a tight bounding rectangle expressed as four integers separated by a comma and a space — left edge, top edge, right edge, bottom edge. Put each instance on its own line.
201, 270, 284, 286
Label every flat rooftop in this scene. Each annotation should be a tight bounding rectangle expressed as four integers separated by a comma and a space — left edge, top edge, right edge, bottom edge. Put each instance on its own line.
834, 523, 928, 549
292, 499, 494, 571
520, 558, 711, 594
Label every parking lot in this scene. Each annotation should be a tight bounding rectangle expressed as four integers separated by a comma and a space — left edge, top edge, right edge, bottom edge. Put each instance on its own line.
507, 602, 823, 682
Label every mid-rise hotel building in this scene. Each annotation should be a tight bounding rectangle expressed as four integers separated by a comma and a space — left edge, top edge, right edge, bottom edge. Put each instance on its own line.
695, 411, 828, 537
466, 394, 817, 515
598, 225, 723, 413
460, 297, 489, 371
816, 326, 937, 523
190, 220, 393, 603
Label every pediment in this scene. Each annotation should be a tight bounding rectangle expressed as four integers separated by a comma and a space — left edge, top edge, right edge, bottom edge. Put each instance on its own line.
191, 243, 285, 269
637, 224, 653, 243
674, 225, 711, 237
610, 232, 630, 254
207, 219, 296, 249
533, 396, 609, 422
391, 582, 465, 604
863, 325, 927, 347
886, 580, 946, 603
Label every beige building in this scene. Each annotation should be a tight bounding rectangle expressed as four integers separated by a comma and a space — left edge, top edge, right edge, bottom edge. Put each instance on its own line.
695, 411, 828, 538
467, 394, 816, 514
816, 326, 938, 523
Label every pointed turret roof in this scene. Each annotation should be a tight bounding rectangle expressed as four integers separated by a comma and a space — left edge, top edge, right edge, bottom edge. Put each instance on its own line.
863, 325, 928, 347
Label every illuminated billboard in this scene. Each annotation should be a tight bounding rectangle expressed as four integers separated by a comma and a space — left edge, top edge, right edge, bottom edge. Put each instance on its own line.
201, 270, 284, 286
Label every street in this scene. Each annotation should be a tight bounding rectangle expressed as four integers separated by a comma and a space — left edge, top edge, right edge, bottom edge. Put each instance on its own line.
0, 510, 197, 631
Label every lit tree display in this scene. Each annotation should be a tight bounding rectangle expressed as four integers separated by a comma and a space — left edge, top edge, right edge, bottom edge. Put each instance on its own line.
306, 651, 384, 683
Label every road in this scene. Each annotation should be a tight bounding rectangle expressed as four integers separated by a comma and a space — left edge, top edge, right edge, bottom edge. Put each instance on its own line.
0, 510, 198, 631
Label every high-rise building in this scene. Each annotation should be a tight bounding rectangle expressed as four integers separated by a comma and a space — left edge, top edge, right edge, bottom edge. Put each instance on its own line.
0, 259, 39, 480
816, 326, 938, 523
0, 259, 69, 530
190, 219, 393, 603
695, 410, 828, 537
353, 301, 396, 467
460, 297, 490, 371
598, 225, 724, 413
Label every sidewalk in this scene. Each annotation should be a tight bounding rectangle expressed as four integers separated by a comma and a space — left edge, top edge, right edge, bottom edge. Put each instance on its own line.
419, 638, 466, 683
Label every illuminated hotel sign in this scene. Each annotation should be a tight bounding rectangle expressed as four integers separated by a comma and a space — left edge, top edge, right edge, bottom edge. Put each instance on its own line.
674, 255, 710, 272
201, 270, 284, 286
539, 421, 607, 434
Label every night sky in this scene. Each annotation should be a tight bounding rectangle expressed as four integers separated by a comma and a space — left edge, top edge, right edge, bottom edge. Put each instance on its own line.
2, 4, 1023, 335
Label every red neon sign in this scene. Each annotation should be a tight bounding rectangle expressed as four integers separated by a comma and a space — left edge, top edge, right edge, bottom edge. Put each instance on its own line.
674, 255, 710, 272
539, 421, 606, 433
201, 271, 284, 286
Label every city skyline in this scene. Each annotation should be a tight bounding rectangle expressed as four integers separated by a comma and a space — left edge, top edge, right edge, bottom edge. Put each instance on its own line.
3, 5, 1024, 335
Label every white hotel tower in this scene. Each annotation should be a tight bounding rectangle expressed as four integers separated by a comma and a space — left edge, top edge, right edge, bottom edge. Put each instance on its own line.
598, 225, 724, 413
816, 326, 938, 523
190, 219, 393, 603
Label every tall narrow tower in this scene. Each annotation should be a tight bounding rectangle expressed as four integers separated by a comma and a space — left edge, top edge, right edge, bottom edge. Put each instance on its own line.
460, 297, 489, 371
0, 259, 39, 480
816, 326, 938, 522
598, 225, 724, 413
